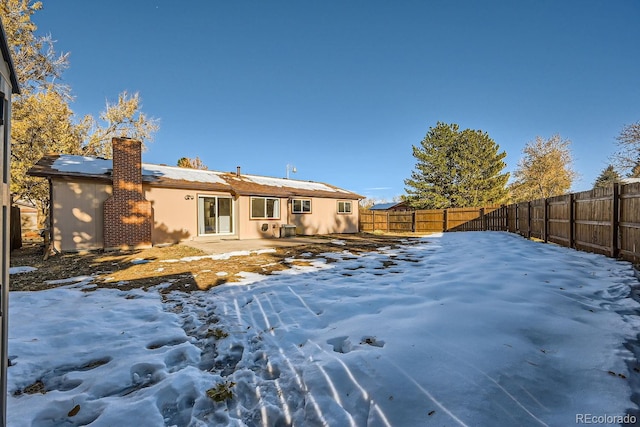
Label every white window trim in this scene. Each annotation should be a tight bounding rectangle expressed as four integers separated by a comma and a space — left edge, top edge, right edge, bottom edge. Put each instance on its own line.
197, 195, 234, 236
337, 200, 353, 214
250, 197, 281, 219
292, 198, 312, 214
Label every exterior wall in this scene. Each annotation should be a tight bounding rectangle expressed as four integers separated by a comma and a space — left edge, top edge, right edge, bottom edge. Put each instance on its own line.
52, 179, 111, 252
50, 181, 360, 250
288, 197, 359, 235
144, 186, 238, 244
236, 196, 359, 239
237, 196, 288, 239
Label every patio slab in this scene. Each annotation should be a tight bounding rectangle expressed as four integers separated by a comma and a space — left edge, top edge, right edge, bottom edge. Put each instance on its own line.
179, 236, 326, 255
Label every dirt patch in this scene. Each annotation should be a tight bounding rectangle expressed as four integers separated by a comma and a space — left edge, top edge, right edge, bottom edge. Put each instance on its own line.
9, 234, 424, 292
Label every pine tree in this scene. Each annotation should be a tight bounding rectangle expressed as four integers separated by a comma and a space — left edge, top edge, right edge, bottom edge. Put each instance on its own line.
593, 165, 621, 188
404, 122, 509, 209
509, 135, 577, 202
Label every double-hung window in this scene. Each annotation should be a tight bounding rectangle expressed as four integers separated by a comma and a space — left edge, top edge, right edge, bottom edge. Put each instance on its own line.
292, 199, 311, 214
337, 200, 352, 214
251, 197, 280, 219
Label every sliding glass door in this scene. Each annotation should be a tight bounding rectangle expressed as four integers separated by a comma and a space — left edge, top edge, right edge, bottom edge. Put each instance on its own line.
198, 196, 233, 235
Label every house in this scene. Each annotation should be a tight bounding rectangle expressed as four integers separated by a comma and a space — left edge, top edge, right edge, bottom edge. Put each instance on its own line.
369, 201, 412, 211
0, 15, 20, 427
28, 138, 362, 252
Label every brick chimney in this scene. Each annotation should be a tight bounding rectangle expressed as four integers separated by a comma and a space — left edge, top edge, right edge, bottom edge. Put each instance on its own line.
103, 137, 152, 249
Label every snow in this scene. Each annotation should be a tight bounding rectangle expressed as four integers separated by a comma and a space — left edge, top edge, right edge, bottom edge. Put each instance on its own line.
51, 155, 228, 184
237, 174, 349, 193
52, 155, 111, 175
162, 248, 277, 263
8, 266, 37, 275
142, 164, 227, 185
7, 232, 640, 426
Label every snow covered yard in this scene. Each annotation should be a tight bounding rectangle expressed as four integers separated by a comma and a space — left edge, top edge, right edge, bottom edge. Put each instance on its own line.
7, 231, 640, 426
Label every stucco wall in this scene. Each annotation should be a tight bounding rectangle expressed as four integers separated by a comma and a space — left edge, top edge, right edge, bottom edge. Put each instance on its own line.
289, 197, 359, 235
51, 180, 360, 250
237, 196, 287, 239
52, 179, 111, 252
144, 186, 238, 244
237, 196, 359, 239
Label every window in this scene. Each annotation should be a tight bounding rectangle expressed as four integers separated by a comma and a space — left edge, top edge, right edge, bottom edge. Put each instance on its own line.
251, 197, 280, 219
292, 199, 311, 213
337, 200, 352, 214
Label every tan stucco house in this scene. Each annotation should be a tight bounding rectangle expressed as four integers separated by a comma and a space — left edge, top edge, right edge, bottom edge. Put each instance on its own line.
29, 138, 362, 252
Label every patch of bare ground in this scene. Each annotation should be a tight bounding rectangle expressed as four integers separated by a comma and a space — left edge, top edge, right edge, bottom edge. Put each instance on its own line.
9, 234, 425, 292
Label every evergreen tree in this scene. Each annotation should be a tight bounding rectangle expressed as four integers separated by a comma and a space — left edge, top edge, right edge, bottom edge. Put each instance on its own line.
509, 135, 576, 202
593, 165, 621, 188
404, 122, 509, 209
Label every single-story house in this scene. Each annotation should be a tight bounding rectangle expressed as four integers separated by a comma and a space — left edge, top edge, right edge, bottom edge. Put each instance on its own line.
369, 201, 412, 211
29, 138, 362, 252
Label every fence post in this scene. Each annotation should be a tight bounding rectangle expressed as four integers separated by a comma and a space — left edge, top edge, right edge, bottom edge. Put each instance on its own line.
443, 209, 448, 232
569, 193, 575, 249
386, 211, 390, 233
503, 205, 508, 231
480, 207, 486, 231
543, 198, 549, 243
527, 201, 532, 238
611, 183, 619, 258
515, 203, 519, 234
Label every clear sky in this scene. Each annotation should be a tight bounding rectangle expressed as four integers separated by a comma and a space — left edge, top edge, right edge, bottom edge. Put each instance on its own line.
32, 0, 640, 201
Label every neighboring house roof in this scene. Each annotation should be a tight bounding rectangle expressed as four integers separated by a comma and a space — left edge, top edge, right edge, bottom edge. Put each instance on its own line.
28, 154, 363, 199
0, 18, 20, 94
621, 177, 640, 184
370, 202, 405, 210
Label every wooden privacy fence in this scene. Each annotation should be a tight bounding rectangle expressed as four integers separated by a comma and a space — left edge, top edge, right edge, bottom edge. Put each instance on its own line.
359, 182, 640, 263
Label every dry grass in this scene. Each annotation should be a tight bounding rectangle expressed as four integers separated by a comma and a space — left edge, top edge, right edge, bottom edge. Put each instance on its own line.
9, 234, 420, 293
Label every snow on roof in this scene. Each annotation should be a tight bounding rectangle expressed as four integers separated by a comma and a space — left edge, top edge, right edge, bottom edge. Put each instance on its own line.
47, 155, 357, 194
141, 164, 227, 184
238, 174, 348, 193
51, 155, 227, 184
621, 177, 640, 184
52, 155, 111, 175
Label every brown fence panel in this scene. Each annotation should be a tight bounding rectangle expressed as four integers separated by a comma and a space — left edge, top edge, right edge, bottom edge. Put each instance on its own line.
448, 207, 483, 231
10, 206, 22, 250
516, 202, 530, 237
573, 186, 614, 256
359, 210, 374, 232
388, 211, 414, 232
529, 199, 545, 240
546, 194, 571, 248
619, 182, 640, 263
415, 209, 444, 232
507, 204, 518, 233
372, 211, 389, 232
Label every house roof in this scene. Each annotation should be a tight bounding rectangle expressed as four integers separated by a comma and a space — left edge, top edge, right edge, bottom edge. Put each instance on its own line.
370, 202, 406, 210
0, 18, 20, 94
28, 154, 363, 199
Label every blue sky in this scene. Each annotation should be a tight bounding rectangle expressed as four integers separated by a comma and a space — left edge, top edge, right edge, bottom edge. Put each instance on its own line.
33, 0, 640, 201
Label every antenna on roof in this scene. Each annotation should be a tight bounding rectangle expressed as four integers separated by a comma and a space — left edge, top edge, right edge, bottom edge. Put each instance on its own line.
286, 164, 297, 179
